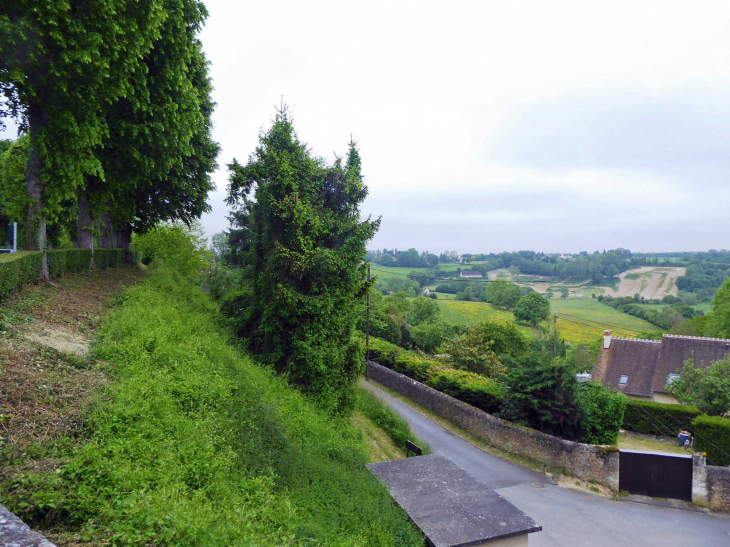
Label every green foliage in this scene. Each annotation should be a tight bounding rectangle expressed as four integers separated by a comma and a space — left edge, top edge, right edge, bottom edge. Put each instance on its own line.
483, 280, 522, 310
668, 356, 730, 416
441, 326, 507, 378
1, 1, 167, 222
131, 221, 210, 277
225, 110, 379, 414
407, 296, 439, 326
355, 387, 431, 455
0, 251, 42, 302
411, 321, 452, 353
501, 347, 581, 438
0, 136, 30, 224
575, 382, 627, 445
513, 291, 550, 325
0, 249, 124, 302
706, 277, 730, 338
363, 334, 506, 413
2, 269, 422, 545
693, 415, 730, 466
622, 399, 700, 436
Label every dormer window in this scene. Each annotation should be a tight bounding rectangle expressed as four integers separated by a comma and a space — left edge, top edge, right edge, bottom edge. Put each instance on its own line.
667, 373, 680, 385
619, 375, 629, 386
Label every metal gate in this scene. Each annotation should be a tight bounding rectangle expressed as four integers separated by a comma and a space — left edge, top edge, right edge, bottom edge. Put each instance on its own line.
619, 450, 693, 501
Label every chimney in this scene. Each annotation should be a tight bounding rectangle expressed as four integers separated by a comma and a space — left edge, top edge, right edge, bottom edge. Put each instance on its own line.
603, 331, 612, 350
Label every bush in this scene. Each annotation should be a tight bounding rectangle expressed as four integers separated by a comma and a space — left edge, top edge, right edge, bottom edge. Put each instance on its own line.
2, 269, 423, 545
0, 249, 124, 303
363, 334, 507, 413
576, 382, 627, 445
0, 251, 42, 301
693, 415, 730, 466
622, 399, 700, 436
131, 221, 211, 277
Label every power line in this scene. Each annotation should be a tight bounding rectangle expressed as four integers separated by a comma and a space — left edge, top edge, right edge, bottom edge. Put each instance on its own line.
557, 312, 654, 335
556, 316, 643, 335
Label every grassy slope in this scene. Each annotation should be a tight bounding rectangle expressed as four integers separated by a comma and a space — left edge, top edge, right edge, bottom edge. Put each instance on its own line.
0, 250, 38, 263
436, 300, 532, 336
550, 298, 661, 345
3, 269, 422, 546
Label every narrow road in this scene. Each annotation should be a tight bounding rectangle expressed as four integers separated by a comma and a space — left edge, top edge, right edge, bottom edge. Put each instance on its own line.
361, 381, 730, 547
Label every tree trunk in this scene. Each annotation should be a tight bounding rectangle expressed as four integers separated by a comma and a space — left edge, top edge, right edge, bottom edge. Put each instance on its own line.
99, 210, 115, 248
25, 105, 49, 281
76, 193, 95, 250
117, 223, 134, 265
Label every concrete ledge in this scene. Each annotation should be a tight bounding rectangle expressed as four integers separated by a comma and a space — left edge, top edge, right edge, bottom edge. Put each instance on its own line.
0, 503, 55, 547
367, 361, 620, 490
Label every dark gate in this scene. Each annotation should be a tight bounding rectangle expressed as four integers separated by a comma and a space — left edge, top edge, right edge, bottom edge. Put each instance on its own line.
619, 450, 693, 501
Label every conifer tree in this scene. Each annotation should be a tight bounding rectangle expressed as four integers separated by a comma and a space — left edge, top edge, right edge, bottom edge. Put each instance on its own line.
227, 108, 379, 413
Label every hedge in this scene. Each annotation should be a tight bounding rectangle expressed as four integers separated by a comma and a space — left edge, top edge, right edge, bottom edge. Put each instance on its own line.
362, 334, 506, 413
693, 415, 730, 467
622, 398, 700, 436
0, 249, 126, 303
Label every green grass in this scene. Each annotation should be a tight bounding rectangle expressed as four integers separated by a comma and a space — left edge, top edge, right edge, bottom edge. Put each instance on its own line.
355, 386, 431, 455
435, 300, 532, 335
1, 268, 423, 545
550, 299, 661, 346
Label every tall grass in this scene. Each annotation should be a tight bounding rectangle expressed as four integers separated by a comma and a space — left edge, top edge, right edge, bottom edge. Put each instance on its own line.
2, 268, 423, 546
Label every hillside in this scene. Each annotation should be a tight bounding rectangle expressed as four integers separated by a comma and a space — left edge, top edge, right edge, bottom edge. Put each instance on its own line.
0, 268, 423, 545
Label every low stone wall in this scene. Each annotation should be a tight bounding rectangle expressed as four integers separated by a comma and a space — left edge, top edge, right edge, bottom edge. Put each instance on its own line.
367, 361, 620, 490
706, 464, 730, 512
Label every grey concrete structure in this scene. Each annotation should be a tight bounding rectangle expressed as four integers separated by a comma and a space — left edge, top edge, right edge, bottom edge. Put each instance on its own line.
361, 380, 730, 547
368, 454, 541, 546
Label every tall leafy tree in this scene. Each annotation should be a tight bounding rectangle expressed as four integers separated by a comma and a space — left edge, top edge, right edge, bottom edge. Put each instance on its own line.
0, 1, 165, 277
226, 108, 379, 413
85, 0, 218, 256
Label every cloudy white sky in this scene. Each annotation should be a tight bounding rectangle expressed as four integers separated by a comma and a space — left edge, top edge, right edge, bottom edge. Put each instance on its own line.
5, 1, 730, 254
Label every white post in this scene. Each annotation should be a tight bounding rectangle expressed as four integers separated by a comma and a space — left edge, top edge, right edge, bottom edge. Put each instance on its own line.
12, 222, 17, 253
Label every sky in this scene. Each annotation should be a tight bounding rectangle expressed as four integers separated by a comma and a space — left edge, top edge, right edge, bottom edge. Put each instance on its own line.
4, 1, 730, 254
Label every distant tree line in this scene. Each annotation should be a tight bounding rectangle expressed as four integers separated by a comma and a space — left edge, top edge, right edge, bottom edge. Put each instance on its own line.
598, 294, 700, 330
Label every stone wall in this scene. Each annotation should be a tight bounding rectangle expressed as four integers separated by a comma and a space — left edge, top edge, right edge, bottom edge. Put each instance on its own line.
693, 458, 730, 512
367, 361, 620, 490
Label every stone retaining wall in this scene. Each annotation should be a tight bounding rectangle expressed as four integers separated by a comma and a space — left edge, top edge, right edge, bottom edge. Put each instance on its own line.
367, 361, 620, 490
694, 457, 730, 512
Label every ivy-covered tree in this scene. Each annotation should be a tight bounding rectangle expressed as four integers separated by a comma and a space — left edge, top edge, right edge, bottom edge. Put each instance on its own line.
226, 108, 380, 413
0, 1, 165, 277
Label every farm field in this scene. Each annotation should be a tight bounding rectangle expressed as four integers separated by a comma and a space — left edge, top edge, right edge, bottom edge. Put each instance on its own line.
551, 298, 662, 346
369, 265, 424, 279
435, 300, 532, 336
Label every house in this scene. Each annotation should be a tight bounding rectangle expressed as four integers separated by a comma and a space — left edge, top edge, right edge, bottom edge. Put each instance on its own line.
460, 270, 483, 278
592, 331, 730, 404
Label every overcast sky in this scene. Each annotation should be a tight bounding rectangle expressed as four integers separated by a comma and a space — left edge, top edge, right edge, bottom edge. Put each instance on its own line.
5, 1, 730, 254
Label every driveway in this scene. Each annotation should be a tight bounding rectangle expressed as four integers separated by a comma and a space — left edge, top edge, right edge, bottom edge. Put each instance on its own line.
361, 381, 730, 547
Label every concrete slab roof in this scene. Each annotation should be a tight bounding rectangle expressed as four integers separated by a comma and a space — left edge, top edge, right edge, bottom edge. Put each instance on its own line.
367, 454, 542, 546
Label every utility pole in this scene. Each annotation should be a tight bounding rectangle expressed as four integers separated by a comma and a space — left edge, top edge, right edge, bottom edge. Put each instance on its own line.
553, 311, 558, 357
366, 263, 371, 379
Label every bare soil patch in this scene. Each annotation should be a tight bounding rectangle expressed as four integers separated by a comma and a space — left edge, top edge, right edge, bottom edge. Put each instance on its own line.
0, 267, 143, 494
603, 266, 686, 300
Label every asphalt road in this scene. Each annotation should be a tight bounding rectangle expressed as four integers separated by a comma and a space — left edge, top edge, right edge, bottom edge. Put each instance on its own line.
361, 380, 730, 547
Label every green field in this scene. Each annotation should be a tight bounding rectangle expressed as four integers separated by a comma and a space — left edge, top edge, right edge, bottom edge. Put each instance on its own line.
435, 300, 532, 336
550, 298, 661, 346
369, 265, 422, 279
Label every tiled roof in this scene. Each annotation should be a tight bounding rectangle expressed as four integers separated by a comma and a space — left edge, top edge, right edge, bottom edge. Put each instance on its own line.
595, 334, 730, 397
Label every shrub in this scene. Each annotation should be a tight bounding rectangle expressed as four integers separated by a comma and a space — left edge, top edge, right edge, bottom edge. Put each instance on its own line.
363, 334, 507, 413
622, 399, 700, 436
0, 251, 42, 301
131, 221, 211, 277
693, 415, 730, 466
576, 382, 627, 445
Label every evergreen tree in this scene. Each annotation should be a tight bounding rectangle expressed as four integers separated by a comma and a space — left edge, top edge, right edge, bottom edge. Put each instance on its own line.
226, 108, 379, 413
